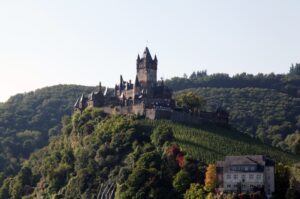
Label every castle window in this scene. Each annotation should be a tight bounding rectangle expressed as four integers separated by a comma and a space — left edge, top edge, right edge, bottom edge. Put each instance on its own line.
249, 174, 254, 179
226, 174, 231, 179
234, 174, 238, 179
245, 166, 249, 171
227, 184, 231, 188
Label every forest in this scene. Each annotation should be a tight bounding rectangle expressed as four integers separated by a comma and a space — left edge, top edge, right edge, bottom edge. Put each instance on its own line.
0, 64, 299, 198
0, 109, 298, 198
0, 85, 94, 181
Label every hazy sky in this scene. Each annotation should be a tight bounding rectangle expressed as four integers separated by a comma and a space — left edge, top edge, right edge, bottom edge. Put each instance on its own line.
0, 0, 299, 102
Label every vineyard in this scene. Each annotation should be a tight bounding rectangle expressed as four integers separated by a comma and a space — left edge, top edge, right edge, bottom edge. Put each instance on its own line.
141, 120, 300, 164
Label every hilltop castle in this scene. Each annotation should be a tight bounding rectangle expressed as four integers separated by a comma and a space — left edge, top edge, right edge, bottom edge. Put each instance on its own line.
74, 47, 228, 125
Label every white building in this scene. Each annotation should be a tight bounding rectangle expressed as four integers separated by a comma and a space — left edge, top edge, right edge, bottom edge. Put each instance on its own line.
216, 155, 275, 198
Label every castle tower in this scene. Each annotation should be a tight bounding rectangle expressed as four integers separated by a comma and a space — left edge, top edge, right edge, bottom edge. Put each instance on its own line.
136, 47, 157, 89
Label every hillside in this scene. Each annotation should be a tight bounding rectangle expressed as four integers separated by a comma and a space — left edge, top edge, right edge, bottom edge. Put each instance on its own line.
0, 75, 299, 184
142, 120, 299, 164
175, 87, 300, 154
0, 110, 298, 198
0, 84, 94, 178
0, 69, 299, 197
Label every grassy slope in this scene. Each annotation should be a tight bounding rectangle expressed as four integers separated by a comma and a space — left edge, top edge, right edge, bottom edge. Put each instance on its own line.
142, 120, 300, 164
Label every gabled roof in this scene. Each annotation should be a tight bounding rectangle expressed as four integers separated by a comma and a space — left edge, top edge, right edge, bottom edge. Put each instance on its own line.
225, 155, 265, 165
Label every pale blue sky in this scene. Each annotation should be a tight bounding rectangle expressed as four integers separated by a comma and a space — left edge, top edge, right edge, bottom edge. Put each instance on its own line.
0, 0, 299, 102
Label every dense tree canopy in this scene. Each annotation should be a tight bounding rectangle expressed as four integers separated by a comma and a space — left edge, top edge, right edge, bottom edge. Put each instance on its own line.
0, 85, 94, 179
176, 91, 206, 113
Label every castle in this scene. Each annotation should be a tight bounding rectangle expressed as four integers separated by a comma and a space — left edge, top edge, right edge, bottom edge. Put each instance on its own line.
74, 47, 228, 125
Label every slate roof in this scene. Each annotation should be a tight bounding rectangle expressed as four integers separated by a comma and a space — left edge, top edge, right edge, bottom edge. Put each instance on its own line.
225, 155, 265, 165
142, 47, 153, 61
216, 155, 275, 172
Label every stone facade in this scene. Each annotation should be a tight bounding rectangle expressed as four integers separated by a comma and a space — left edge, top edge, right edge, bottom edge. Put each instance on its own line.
216, 155, 275, 198
74, 47, 229, 126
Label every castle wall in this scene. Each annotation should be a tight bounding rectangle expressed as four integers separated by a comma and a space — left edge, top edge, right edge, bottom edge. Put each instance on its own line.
145, 108, 172, 120
102, 105, 228, 126
132, 104, 145, 116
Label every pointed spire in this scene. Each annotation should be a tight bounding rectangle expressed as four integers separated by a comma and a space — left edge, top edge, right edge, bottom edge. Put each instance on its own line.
143, 47, 152, 61
137, 54, 140, 61
154, 54, 157, 62
120, 75, 124, 90
98, 82, 102, 92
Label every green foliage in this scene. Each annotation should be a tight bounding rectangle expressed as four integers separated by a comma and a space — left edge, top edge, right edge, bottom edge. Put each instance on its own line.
1, 111, 299, 198
166, 70, 300, 97
173, 170, 191, 194
0, 84, 94, 178
142, 120, 300, 164
284, 131, 300, 154
176, 91, 206, 113
184, 183, 205, 199
151, 125, 174, 147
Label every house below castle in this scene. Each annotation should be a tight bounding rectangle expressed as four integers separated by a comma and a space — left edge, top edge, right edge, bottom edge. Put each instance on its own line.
216, 155, 275, 198
74, 47, 229, 125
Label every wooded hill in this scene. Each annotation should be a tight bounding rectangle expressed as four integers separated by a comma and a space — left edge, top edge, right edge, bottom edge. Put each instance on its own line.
0, 109, 298, 198
0, 85, 94, 180
0, 66, 299, 194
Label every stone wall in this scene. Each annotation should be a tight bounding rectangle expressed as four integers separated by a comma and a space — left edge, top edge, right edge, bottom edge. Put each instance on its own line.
101, 105, 228, 126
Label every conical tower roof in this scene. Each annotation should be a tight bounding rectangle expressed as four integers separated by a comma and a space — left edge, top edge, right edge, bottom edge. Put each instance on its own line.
142, 47, 153, 62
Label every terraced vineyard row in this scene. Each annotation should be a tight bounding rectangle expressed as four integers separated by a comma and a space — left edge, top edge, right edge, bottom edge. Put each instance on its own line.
141, 120, 300, 164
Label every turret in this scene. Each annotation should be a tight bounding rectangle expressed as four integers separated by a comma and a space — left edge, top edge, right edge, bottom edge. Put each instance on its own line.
119, 75, 124, 90
154, 54, 157, 63
98, 82, 102, 93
